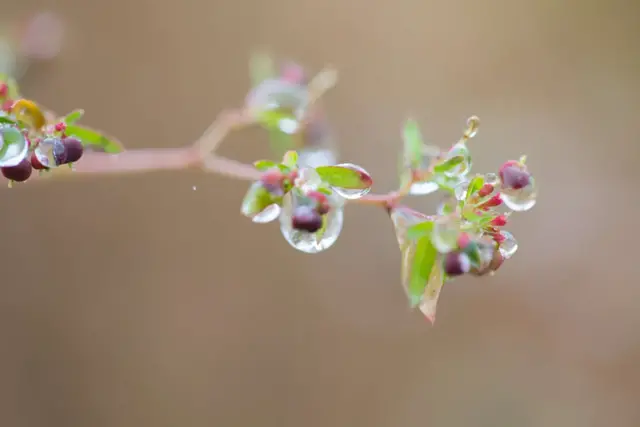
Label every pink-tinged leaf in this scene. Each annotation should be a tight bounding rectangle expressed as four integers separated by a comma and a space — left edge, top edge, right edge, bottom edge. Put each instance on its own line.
419, 262, 445, 324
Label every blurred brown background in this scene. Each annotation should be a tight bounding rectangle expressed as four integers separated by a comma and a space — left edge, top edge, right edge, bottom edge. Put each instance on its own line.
2, 0, 640, 426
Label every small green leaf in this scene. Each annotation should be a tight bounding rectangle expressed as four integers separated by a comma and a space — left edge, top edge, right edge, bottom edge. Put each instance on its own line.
315, 165, 373, 190
0, 111, 16, 125
406, 220, 434, 241
250, 52, 276, 86
402, 118, 424, 170
65, 124, 123, 153
462, 241, 482, 268
316, 214, 329, 243
241, 182, 275, 218
433, 155, 464, 174
254, 159, 277, 172
282, 150, 298, 168
315, 186, 333, 196
408, 235, 438, 307
465, 175, 484, 202
418, 263, 445, 324
62, 109, 84, 125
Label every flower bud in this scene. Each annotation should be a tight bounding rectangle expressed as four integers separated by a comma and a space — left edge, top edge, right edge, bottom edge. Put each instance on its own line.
499, 161, 531, 190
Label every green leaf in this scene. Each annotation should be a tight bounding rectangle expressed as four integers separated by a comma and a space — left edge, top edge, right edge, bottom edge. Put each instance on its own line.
0, 125, 26, 160
282, 150, 298, 168
418, 263, 445, 324
254, 159, 277, 172
462, 241, 482, 268
465, 175, 484, 202
315, 186, 333, 196
62, 109, 84, 125
406, 220, 434, 241
402, 118, 424, 170
408, 235, 438, 307
0, 111, 16, 125
315, 165, 373, 190
249, 52, 276, 86
241, 181, 275, 218
65, 124, 123, 153
433, 155, 464, 174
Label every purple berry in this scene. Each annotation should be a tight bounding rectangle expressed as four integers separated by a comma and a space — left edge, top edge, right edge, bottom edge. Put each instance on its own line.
292, 206, 323, 233
2, 158, 33, 182
61, 137, 84, 163
499, 161, 531, 190
444, 251, 471, 277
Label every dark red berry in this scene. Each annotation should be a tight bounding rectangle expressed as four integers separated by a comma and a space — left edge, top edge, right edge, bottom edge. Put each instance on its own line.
444, 251, 471, 277
61, 137, 83, 163
291, 206, 323, 233
499, 161, 531, 190
2, 158, 33, 182
30, 152, 47, 170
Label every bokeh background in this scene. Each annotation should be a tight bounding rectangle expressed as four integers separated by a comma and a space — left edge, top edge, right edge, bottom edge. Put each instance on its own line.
2, 0, 640, 426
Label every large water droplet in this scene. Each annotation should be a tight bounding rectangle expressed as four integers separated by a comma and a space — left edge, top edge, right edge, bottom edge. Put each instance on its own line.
252, 204, 281, 223
498, 231, 518, 259
0, 125, 28, 167
298, 148, 337, 168
501, 177, 537, 212
34, 137, 65, 167
431, 218, 461, 253
408, 145, 441, 195
280, 192, 343, 253
443, 143, 471, 178
331, 163, 371, 200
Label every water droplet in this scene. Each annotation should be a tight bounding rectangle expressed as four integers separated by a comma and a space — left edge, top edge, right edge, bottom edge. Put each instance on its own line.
484, 173, 499, 186
464, 116, 480, 139
0, 125, 28, 167
252, 204, 282, 223
280, 192, 343, 253
298, 148, 337, 168
443, 143, 471, 178
501, 177, 537, 212
408, 145, 441, 195
295, 167, 323, 192
246, 79, 309, 127
454, 180, 470, 201
437, 197, 458, 216
498, 231, 518, 259
192, 186, 197, 191
34, 137, 65, 167
330, 163, 371, 200
431, 218, 461, 253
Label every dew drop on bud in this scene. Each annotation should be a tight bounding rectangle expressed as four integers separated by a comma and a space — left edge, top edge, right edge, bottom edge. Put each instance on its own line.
431, 218, 461, 253
252, 204, 282, 223
34, 137, 66, 167
330, 163, 372, 200
501, 177, 537, 212
463, 116, 480, 139
498, 231, 518, 259
0, 125, 29, 167
443, 143, 471, 179
279, 192, 343, 253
